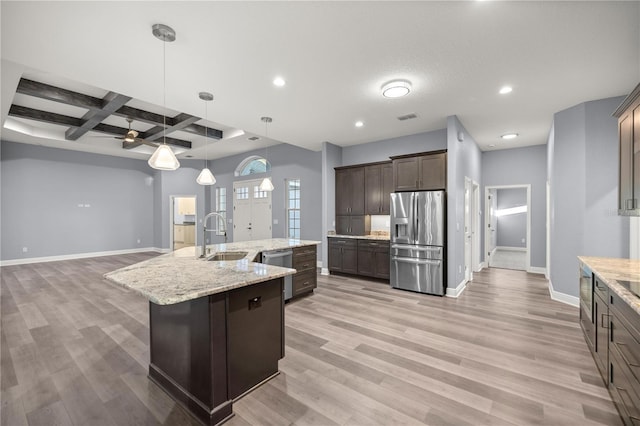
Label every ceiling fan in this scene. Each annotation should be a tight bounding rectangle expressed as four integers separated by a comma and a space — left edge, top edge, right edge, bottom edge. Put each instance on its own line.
112, 117, 158, 148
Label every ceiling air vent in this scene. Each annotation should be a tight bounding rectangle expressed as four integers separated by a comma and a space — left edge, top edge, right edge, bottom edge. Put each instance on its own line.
248, 136, 260, 141
397, 113, 417, 121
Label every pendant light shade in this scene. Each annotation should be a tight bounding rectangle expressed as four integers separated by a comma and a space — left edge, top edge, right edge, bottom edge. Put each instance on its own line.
259, 177, 274, 192
197, 92, 215, 185
149, 23, 180, 171
148, 144, 180, 170
197, 167, 216, 185
260, 116, 274, 192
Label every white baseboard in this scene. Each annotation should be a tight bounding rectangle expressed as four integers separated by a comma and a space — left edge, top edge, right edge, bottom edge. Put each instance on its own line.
548, 279, 579, 307
0, 247, 163, 267
496, 246, 527, 252
320, 267, 330, 276
317, 260, 323, 269
527, 266, 546, 275
446, 279, 467, 298
475, 262, 486, 272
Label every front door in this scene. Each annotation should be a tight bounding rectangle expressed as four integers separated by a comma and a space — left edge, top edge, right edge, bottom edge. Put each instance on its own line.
233, 179, 272, 242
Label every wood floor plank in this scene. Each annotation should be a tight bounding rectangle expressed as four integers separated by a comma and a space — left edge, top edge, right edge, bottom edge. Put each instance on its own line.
0, 253, 624, 425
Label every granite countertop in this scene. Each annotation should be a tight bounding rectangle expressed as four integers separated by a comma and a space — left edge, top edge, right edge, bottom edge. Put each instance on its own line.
105, 238, 320, 305
578, 256, 640, 314
328, 234, 390, 241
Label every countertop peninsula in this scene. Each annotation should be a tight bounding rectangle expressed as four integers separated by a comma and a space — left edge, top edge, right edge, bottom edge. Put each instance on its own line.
578, 256, 640, 314
105, 238, 320, 305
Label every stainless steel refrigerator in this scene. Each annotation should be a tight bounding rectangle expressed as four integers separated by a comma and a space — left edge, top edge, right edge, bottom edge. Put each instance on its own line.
390, 191, 445, 295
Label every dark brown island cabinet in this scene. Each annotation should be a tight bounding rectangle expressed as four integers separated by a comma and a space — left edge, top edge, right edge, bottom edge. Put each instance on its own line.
579, 265, 640, 424
149, 278, 284, 425
614, 82, 640, 216
390, 150, 447, 192
292, 245, 317, 297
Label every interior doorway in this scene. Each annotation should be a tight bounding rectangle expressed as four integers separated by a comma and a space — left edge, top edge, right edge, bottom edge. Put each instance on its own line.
484, 185, 531, 271
464, 177, 480, 283
232, 179, 272, 242
170, 195, 197, 251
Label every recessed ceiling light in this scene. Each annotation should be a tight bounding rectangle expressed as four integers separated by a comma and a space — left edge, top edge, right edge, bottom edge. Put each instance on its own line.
499, 86, 513, 95
489, 144, 496, 147
501, 133, 518, 140
381, 80, 411, 98
273, 77, 286, 87
355, 121, 364, 128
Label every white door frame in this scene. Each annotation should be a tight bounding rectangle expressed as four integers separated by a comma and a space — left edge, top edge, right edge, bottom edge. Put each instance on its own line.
463, 177, 481, 282
169, 195, 197, 251
546, 181, 551, 278
484, 184, 531, 272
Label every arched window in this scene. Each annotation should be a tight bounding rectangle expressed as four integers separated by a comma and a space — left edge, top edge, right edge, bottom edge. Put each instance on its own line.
234, 155, 271, 177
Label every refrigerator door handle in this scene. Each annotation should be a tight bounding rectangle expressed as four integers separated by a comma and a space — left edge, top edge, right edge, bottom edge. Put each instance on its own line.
391, 244, 441, 252
392, 257, 441, 266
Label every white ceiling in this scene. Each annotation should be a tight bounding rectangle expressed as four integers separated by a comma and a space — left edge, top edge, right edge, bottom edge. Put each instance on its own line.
1, 1, 639, 161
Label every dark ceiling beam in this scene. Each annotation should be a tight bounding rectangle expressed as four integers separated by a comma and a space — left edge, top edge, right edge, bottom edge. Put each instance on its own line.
9, 104, 82, 127
16, 78, 102, 110
65, 92, 132, 140
182, 123, 223, 140
13, 77, 222, 142
142, 113, 200, 142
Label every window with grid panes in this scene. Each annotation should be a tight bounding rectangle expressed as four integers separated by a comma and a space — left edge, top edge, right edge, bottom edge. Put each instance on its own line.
286, 179, 301, 239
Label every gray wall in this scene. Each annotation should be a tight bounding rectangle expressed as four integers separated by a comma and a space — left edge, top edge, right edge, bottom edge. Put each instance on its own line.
482, 145, 547, 268
447, 116, 483, 288
1, 141, 155, 260
207, 143, 323, 248
548, 96, 629, 298
496, 188, 527, 249
321, 142, 342, 269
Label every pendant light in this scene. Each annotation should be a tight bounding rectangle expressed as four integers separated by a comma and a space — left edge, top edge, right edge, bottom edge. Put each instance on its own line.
148, 24, 180, 171
259, 116, 274, 192
196, 92, 216, 185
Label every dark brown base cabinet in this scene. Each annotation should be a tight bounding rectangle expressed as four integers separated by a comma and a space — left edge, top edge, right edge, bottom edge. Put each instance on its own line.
329, 237, 390, 280
149, 278, 284, 425
580, 268, 640, 425
292, 245, 317, 297
328, 238, 358, 274
357, 240, 390, 279
609, 289, 640, 424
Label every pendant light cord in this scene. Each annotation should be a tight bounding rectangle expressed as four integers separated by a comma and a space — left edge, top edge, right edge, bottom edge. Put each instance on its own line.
204, 101, 208, 166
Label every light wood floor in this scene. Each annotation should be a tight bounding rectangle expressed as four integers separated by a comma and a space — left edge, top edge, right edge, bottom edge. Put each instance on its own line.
1, 254, 621, 426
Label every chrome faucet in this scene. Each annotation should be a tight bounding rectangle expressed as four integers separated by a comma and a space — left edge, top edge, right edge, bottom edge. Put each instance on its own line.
201, 212, 227, 258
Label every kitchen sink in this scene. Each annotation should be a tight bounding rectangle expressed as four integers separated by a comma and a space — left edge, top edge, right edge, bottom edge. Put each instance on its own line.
207, 251, 248, 261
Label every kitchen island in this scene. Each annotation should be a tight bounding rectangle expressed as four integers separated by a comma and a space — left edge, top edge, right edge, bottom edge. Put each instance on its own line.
105, 238, 319, 425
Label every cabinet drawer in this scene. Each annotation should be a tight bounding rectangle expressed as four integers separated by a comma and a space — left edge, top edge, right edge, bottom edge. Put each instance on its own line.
610, 342, 640, 424
594, 275, 608, 302
293, 253, 316, 271
292, 269, 317, 296
328, 238, 357, 249
357, 240, 390, 251
293, 245, 316, 258
612, 313, 640, 389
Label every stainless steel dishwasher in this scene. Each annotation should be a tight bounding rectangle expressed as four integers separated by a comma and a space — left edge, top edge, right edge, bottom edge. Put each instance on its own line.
261, 249, 293, 301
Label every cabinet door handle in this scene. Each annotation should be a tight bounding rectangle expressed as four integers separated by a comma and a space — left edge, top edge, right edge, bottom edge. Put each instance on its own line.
601, 313, 610, 328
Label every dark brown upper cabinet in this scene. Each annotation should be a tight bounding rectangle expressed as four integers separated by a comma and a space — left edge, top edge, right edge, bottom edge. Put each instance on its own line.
391, 150, 447, 192
335, 166, 365, 216
614, 82, 640, 216
364, 162, 393, 215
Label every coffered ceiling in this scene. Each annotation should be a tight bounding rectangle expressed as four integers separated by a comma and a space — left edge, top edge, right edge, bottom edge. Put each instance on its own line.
1, 1, 639, 161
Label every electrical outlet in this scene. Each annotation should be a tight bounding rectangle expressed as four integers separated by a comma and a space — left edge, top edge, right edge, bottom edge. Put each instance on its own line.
137, 239, 141, 244
22, 247, 28, 253
84, 204, 91, 208
458, 265, 462, 274
521, 238, 525, 243
77, 203, 84, 208
273, 219, 279, 225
